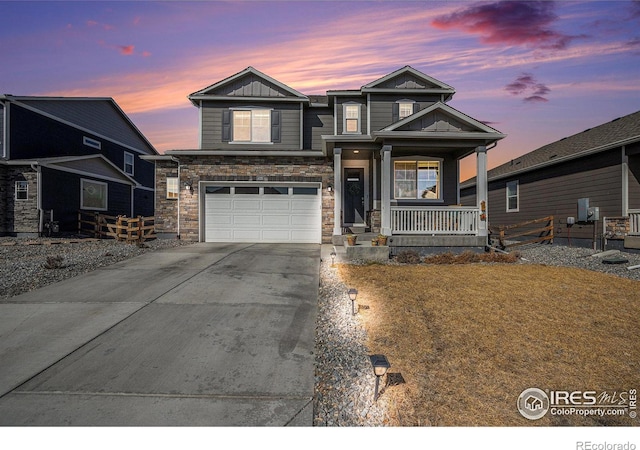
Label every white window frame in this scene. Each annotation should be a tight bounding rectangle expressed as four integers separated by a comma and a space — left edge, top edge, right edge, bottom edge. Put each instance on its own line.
506, 180, 519, 212
124, 152, 134, 175
80, 178, 108, 211
83, 136, 102, 150
393, 159, 442, 200
343, 103, 361, 135
15, 181, 28, 201
232, 108, 271, 143
166, 177, 178, 199
398, 101, 414, 120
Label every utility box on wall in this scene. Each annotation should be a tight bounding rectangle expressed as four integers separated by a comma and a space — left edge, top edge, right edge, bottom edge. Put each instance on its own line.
577, 198, 599, 222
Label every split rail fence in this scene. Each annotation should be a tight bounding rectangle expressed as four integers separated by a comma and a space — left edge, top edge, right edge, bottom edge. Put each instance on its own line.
490, 215, 554, 249
78, 211, 156, 244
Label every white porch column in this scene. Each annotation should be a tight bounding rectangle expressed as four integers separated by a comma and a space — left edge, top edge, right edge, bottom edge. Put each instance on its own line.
380, 145, 392, 236
333, 148, 343, 236
476, 145, 488, 237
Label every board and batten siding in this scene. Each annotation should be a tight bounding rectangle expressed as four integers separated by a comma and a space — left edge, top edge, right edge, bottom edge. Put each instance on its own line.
200, 101, 301, 150
485, 150, 623, 241
303, 107, 333, 150
368, 94, 438, 131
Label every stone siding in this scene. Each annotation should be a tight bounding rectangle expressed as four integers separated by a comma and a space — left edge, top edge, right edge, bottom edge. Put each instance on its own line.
1, 166, 39, 234
154, 155, 335, 242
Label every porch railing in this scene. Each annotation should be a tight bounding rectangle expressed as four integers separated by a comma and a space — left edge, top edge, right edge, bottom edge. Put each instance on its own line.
629, 209, 640, 235
391, 206, 480, 235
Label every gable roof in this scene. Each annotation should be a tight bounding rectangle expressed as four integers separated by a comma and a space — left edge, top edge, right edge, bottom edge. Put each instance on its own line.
0, 95, 157, 155
2, 154, 138, 185
462, 109, 640, 187
188, 66, 309, 103
382, 102, 503, 134
362, 66, 455, 99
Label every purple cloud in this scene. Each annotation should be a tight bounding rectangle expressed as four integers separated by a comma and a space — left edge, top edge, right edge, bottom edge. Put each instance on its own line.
432, 1, 576, 50
506, 73, 551, 103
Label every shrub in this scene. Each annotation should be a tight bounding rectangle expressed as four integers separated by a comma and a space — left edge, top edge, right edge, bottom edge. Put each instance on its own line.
396, 249, 422, 264
423, 250, 520, 265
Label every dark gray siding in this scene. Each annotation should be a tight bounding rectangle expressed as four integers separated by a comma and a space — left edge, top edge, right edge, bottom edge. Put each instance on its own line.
0, 103, 4, 157
41, 167, 132, 231
201, 101, 301, 150
369, 94, 439, 131
486, 150, 623, 241
304, 107, 333, 150
335, 97, 367, 136
460, 185, 476, 206
628, 154, 640, 210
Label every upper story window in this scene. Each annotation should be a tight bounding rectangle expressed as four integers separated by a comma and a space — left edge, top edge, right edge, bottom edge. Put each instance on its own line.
343, 104, 361, 134
398, 102, 414, 120
506, 180, 519, 212
124, 152, 134, 175
83, 136, 101, 150
232, 109, 271, 143
394, 160, 441, 200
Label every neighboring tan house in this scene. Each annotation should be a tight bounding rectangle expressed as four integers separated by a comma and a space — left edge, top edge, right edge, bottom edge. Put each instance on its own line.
460, 110, 640, 249
0, 96, 158, 236
143, 66, 505, 249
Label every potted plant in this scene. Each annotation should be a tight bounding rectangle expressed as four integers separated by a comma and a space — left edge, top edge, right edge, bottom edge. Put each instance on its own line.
371, 238, 379, 246
377, 234, 388, 246
346, 234, 358, 246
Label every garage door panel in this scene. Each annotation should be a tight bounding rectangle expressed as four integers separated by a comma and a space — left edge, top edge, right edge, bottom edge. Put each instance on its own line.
207, 214, 233, 225
233, 230, 262, 240
262, 215, 291, 226
233, 215, 261, 226
262, 230, 291, 240
291, 199, 318, 211
232, 199, 261, 210
206, 229, 233, 240
291, 215, 317, 226
262, 199, 291, 210
206, 199, 233, 210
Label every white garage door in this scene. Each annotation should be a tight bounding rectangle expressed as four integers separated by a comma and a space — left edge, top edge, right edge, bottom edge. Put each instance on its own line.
203, 184, 322, 243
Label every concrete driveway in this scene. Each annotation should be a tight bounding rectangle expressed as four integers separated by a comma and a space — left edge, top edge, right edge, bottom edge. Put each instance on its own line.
0, 243, 319, 426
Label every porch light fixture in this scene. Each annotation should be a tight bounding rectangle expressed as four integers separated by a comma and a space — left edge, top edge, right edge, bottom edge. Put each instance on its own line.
327, 183, 333, 192
370, 354, 391, 401
348, 288, 358, 315
184, 180, 193, 191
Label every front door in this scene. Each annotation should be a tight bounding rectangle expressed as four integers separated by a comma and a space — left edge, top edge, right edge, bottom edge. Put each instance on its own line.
343, 168, 365, 225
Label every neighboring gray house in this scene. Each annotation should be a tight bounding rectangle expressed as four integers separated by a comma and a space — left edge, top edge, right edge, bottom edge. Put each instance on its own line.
460, 110, 640, 249
143, 66, 505, 250
0, 96, 158, 236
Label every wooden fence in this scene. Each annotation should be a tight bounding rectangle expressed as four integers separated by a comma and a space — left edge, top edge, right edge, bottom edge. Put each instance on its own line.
78, 211, 156, 243
490, 215, 554, 249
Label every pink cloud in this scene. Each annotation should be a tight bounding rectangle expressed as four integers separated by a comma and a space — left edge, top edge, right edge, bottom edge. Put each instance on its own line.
118, 45, 135, 55
142, 51, 152, 58
432, 1, 577, 50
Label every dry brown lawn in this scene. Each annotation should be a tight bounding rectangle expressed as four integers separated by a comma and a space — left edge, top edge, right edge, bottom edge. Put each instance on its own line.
338, 262, 640, 426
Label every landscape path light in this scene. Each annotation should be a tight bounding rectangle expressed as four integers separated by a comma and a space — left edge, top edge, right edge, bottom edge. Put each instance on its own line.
330, 250, 336, 266
370, 354, 391, 401
347, 288, 358, 315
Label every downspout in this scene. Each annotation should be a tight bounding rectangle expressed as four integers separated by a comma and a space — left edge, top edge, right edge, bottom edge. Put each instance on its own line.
170, 156, 181, 239
31, 163, 43, 234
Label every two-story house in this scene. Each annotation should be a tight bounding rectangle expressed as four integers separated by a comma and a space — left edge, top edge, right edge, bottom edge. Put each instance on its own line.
144, 66, 505, 250
0, 95, 157, 236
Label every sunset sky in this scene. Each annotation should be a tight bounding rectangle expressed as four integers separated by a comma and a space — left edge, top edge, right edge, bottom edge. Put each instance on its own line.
2, 0, 639, 180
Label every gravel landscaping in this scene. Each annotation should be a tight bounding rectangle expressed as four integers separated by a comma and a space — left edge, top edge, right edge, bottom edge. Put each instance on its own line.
0, 236, 190, 300
1, 237, 638, 426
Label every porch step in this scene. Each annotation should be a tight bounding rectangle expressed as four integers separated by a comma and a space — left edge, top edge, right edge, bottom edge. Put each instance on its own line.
343, 238, 390, 262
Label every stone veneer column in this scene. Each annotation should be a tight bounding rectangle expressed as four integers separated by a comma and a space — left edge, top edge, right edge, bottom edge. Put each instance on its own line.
380, 145, 392, 236
476, 145, 488, 237
333, 148, 342, 236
